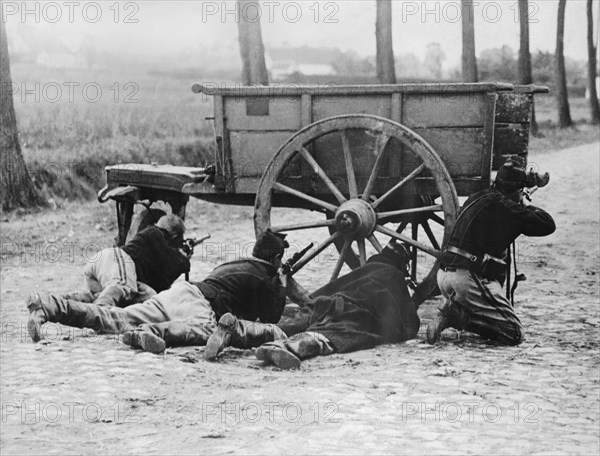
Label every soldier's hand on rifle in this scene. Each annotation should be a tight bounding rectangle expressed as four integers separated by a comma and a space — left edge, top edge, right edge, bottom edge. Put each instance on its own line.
281, 242, 314, 276
277, 269, 288, 288
180, 242, 194, 259
181, 234, 211, 259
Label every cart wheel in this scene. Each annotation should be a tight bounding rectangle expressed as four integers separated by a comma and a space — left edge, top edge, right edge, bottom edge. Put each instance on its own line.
254, 115, 459, 306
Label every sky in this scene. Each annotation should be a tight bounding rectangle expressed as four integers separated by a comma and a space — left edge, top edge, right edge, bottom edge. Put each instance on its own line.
3, 0, 596, 69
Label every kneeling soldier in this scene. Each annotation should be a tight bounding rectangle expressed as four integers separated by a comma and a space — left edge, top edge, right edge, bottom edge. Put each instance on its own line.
427, 160, 555, 345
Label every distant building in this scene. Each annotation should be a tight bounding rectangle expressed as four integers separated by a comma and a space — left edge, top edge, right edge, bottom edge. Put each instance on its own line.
266, 46, 338, 80
8, 24, 95, 69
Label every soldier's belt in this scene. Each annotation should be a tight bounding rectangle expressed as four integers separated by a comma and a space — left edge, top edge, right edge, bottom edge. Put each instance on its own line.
445, 246, 506, 280
446, 246, 479, 263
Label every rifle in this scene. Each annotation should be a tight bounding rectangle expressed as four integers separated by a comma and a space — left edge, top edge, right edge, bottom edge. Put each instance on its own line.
183, 234, 211, 281
282, 242, 314, 275
182, 234, 211, 256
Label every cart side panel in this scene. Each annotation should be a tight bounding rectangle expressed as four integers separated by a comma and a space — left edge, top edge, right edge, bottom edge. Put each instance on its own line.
312, 95, 392, 120
224, 97, 303, 131
402, 93, 487, 127
222, 96, 303, 193
230, 131, 297, 193
219, 88, 498, 198
403, 91, 495, 196
412, 128, 485, 176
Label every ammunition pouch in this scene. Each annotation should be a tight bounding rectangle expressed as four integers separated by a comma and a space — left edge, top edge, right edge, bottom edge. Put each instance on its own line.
480, 254, 507, 281
445, 246, 507, 281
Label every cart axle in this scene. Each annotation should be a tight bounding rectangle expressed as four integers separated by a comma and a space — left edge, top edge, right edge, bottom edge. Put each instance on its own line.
335, 199, 377, 238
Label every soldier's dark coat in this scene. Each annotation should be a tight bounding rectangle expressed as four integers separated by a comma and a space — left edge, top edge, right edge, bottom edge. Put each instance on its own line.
122, 226, 190, 293
281, 260, 420, 353
196, 258, 286, 323
441, 188, 556, 271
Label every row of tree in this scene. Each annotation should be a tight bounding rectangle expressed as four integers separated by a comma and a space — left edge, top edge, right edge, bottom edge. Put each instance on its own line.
328, 45, 587, 89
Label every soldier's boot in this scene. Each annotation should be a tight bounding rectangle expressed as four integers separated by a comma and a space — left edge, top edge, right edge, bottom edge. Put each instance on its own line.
27, 292, 124, 342
426, 302, 469, 344
255, 332, 334, 370
93, 284, 130, 308
464, 319, 523, 346
121, 328, 143, 349
122, 321, 210, 355
204, 313, 287, 361
26, 292, 90, 342
276, 306, 312, 337
121, 329, 166, 355
26, 292, 49, 342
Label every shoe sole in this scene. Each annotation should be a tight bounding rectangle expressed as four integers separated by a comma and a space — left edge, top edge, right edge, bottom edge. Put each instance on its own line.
138, 332, 166, 354
426, 328, 438, 344
204, 328, 230, 360
426, 320, 444, 345
27, 317, 42, 343
26, 293, 44, 342
204, 313, 237, 361
121, 331, 139, 348
256, 346, 301, 370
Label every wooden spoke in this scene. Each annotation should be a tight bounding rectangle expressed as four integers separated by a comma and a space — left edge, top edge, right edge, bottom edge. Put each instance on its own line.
375, 224, 440, 258
340, 130, 358, 199
367, 234, 383, 253
299, 147, 346, 204
372, 164, 426, 209
291, 232, 341, 273
376, 204, 443, 221
361, 132, 391, 201
357, 238, 367, 266
421, 220, 441, 251
272, 182, 338, 213
331, 238, 352, 281
430, 213, 445, 226
272, 219, 336, 233
396, 221, 408, 234
411, 223, 419, 281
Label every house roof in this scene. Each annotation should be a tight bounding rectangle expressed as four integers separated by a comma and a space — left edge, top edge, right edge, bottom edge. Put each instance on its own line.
267, 45, 339, 65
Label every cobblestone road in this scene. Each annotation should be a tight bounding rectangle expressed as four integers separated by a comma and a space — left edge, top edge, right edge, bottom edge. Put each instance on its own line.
1, 144, 598, 455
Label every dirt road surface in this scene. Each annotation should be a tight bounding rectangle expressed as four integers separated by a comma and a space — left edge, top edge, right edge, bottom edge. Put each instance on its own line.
1, 142, 598, 455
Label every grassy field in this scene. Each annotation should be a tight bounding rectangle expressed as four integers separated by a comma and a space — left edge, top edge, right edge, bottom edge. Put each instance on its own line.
9, 63, 599, 204
11, 63, 215, 200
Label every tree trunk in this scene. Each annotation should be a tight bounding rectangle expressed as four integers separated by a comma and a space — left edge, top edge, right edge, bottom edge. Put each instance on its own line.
518, 0, 532, 84
0, 19, 42, 211
555, 0, 573, 127
587, 0, 600, 123
375, 0, 396, 84
518, 0, 539, 135
461, 0, 478, 82
237, 0, 269, 85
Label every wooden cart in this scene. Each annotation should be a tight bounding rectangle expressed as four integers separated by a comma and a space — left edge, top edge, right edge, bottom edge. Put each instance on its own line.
98, 83, 548, 304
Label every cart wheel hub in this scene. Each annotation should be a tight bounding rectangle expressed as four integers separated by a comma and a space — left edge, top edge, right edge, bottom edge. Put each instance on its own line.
335, 200, 376, 238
